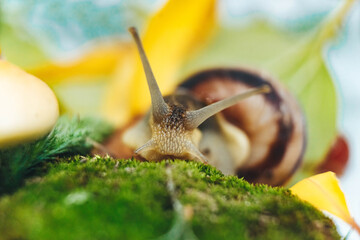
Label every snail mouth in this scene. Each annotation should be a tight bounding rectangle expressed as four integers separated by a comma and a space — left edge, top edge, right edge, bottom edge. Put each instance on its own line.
134, 139, 207, 163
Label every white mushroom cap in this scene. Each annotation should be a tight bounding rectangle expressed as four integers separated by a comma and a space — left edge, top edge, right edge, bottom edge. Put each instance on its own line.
0, 60, 59, 148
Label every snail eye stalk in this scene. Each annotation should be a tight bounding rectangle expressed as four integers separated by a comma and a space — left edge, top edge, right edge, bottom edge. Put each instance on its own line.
129, 27, 169, 122
185, 85, 271, 129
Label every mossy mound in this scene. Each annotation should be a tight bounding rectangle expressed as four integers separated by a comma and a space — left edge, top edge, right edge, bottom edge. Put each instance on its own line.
0, 157, 340, 240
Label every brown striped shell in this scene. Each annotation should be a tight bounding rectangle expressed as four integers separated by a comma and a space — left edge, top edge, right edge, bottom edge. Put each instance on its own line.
179, 68, 306, 186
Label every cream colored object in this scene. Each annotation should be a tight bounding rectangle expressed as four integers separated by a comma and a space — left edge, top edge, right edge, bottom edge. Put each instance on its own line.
0, 60, 59, 147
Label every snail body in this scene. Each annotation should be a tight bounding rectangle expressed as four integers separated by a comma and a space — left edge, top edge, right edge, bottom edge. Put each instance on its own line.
122, 27, 306, 186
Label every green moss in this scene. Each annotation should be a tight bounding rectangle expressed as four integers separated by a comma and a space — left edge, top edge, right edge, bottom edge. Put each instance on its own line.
0, 157, 340, 240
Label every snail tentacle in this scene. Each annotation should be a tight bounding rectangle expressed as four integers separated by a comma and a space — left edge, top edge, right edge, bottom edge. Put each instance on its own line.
134, 139, 159, 161
185, 141, 208, 163
129, 27, 169, 121
135, 139, 155, 154
185, 85, 270, 129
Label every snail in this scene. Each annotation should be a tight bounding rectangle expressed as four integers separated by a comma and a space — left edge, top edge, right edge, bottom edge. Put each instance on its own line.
106, 27, 306, 186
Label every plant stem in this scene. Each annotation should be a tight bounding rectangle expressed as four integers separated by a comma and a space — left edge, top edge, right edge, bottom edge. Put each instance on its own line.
315, 0, 356, 49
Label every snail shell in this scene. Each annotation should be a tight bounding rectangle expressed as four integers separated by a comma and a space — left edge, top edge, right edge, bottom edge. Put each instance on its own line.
179, 68, 306, 186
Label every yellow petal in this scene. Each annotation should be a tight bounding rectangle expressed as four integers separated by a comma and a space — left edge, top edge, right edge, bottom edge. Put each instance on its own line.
27, 44, 127, 83
103, 0, 216, 126
290, 172, 360, 234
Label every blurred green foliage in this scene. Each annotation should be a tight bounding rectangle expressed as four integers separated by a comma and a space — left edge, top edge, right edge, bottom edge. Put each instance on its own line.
0, 117, 113, 194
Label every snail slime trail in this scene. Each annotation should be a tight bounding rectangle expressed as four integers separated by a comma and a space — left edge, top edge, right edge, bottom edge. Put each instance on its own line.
114, 27, 306, 186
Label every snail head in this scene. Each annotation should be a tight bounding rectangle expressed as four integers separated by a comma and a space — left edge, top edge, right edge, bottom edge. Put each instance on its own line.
128, 27, 270, 163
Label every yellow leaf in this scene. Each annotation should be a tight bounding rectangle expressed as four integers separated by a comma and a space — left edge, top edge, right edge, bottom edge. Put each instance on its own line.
27, 44, 127, 83
290, 172, 360, 234
103, 0, 216, 126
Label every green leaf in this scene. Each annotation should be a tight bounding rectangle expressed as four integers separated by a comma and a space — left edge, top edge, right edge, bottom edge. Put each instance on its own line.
180, 23, 309, 74
267, 39, 338, 170
0, 23, 49, 69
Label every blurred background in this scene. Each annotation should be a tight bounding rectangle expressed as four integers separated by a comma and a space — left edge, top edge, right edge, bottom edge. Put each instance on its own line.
0, 0, 359, 238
